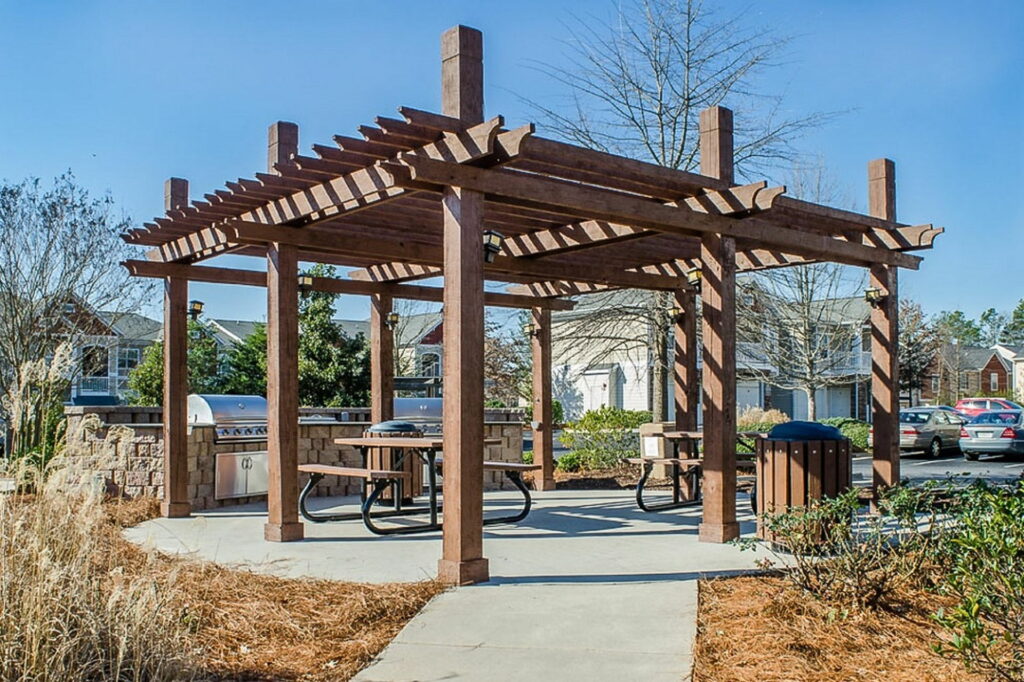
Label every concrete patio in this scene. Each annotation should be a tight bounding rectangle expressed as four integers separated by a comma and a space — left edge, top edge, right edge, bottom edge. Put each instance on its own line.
127, 488, 771, 681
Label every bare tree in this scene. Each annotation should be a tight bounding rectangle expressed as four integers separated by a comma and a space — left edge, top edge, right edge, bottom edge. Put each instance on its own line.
898, 300, 938, 406
735, 161, 864, 421
525, 0, 832, 420
0, 174, 152, 424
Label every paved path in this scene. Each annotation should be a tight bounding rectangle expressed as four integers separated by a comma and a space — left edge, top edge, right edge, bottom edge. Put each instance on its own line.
128, 488, 770, 681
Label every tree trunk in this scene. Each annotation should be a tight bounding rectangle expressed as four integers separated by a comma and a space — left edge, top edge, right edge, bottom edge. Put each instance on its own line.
651, 327, 668, 422
805, 387, 817, 421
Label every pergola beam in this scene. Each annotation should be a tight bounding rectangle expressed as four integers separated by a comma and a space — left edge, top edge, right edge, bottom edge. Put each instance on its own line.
388, 155, 922, 270
122, 259, 576, 310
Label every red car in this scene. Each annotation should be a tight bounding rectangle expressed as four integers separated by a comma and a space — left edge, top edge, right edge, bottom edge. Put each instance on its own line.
954, 397, 1024, 418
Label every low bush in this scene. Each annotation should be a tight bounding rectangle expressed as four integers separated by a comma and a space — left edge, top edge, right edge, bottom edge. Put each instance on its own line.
522, 450, 533, 464
560, 406, 651, 470
748, 483, 944, 610
819, 417, 870, 452
933, 481, 1024, 680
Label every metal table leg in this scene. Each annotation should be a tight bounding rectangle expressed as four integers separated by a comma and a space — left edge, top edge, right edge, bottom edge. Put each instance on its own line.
634, 460, 702, 512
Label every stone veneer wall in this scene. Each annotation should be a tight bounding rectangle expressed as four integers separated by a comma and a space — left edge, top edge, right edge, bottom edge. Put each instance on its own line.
64, 405, 524, 510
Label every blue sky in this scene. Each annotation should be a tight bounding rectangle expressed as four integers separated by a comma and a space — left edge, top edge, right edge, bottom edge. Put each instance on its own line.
1, 1, 1021, 324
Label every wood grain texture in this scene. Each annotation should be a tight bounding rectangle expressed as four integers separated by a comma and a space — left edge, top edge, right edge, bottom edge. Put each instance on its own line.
265, 242, 303, 542
160, 276, 190, 518
370, 293, 395, 424
674, 288, 699, 431
268, 121, 299, 174
531, 307, 555, 491
438, 184, 489, 584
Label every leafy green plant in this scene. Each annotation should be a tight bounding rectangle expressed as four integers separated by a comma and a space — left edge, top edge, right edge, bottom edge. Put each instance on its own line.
521, 450, 533, 465
933, 481, 1024, 680
748, 483, 944, 610
559, 407, 651, 470
1, 343, 72, 465
555, 451, 582, 472
819, 417, 870, 452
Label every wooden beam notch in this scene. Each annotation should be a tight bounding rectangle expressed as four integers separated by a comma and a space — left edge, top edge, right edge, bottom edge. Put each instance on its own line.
268, 121, 299, 175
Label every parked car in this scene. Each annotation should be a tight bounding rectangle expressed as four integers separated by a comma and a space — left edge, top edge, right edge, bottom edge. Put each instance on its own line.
867, 406, 964, 458
954, 397, 1023, 418
959, 410, 1024, 460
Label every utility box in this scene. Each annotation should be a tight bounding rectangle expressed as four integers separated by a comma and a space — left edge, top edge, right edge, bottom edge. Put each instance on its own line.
638, 421, 697, 488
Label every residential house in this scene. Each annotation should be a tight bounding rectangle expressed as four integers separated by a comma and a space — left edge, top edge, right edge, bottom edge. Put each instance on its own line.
920, 343, 1013, 404
70, 311, 162, 404
551, 290, 873, 422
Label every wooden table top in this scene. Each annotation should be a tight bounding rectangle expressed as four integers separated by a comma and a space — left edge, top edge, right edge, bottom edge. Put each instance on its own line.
661, 430, 767, 440
334, 436, 504, 448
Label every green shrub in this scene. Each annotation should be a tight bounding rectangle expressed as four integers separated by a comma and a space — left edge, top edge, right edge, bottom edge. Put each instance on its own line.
555, 451, 582, 472
521, 450, 533, 465
559, 407, 651, 470
747, 483, 944, 610
933, 481, 1024, 680
819, 417, 870, 452
522, 399, 565, 425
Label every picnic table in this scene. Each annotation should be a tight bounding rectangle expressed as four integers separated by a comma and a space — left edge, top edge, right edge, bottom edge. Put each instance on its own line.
626, 430, 763, 513
298, 436, 539, 535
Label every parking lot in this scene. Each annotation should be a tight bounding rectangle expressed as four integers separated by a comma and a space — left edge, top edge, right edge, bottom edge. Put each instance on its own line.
852, 448, 1024, 485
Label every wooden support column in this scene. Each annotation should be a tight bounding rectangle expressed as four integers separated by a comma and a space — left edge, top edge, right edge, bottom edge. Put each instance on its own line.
370, 293, 395, 423
268, 121, 299, 173
698, 105, 738, 543
531, 307, 555, 491
673, 288, 699, 431
265, 242, 303, 542
438, 24, 489, 585
868, 158, 900, 493
161, 177, 190, 518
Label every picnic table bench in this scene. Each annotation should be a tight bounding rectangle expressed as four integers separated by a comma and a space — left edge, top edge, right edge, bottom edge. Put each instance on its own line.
298, 436, 538, 535
626, 430, 763, 513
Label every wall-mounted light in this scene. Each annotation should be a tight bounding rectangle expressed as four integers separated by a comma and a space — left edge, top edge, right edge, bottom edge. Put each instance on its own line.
864, 287, 887, 309
524, 320, 539, 338
482, 230, 504, 263
188, 300, 204, 321
685, 268, 702, 287
298, 272, 314, 295
669, 305, 683, 323
386, 311, 400, 329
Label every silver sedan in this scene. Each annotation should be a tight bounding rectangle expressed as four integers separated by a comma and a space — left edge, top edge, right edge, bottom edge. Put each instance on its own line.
959, 410, 1024, 461
868, 406, 964, 458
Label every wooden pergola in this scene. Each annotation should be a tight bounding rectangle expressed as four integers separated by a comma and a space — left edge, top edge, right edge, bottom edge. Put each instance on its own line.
123, 25, 942, 585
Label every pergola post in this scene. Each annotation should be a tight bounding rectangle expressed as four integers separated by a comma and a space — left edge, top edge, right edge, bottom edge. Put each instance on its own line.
531, 307, 555, 491
264, 122, 303, 542
673, 288, 699, 431
868, 158, 900, 493
698, 106, 739, 543
161, 178, 190, 518
438, 24, 489, 585
370, 293, 395, 423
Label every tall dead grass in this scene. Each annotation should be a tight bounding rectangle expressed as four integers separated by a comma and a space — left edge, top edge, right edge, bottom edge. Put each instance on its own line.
0, 460, 198, 681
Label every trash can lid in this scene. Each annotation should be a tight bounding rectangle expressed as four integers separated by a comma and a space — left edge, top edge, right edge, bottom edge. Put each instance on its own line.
766, 421, 845, 441
367, 420, 420, 433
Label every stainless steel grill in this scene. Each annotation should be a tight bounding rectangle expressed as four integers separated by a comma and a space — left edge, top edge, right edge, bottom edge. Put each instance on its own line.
393, 397, 442, 434
187, 394, 269, 442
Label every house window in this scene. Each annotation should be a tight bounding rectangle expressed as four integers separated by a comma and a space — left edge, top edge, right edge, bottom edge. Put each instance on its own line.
991, 372, 999, 392
117, 348, 140, 377
419, 352, 440, 377
930, 375, 939, 393
959, 374, 968, 391
81, 346, 108, 378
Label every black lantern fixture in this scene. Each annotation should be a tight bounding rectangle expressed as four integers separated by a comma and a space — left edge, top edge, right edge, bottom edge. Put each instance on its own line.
669, 305, 683, 323
524, 320, 539, 338
188, 300, 204, 320
864, 287, 887, 308
298, 272, 314, 295
482, 230, 504, 263
685, 268, 702, 287
386, 311, 400, 329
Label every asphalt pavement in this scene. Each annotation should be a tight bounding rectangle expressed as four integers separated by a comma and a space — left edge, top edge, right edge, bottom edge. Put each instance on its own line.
852, 448, 1024, 485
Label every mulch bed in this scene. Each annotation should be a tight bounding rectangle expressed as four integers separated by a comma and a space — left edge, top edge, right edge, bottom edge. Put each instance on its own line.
550, 465, 676, 490
105, 498, 444, 681
692, 575, 982, 682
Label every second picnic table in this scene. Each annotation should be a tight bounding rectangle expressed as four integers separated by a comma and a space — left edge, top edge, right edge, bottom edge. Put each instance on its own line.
298, 436, 539, 535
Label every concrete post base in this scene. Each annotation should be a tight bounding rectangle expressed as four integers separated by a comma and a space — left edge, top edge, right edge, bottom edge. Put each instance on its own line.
160, 501, 191, 518
264, 521, 304, 542
438, 557, 490, 585
698, 522, 740, 543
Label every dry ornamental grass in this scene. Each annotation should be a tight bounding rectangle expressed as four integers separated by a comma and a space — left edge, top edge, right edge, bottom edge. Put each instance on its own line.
0, 463, 443, 682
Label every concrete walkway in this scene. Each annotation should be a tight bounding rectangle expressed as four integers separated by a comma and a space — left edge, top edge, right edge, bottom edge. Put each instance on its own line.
127, 489, 769, 681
